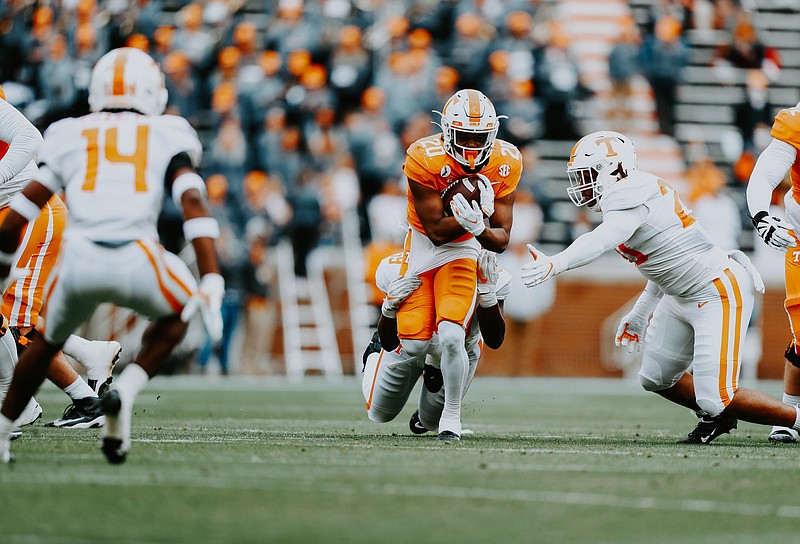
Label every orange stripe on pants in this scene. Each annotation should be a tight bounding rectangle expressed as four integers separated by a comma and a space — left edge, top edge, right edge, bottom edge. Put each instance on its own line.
135, 241, 184, 313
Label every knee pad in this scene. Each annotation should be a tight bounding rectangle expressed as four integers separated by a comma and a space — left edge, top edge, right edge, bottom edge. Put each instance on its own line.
402, 339, 430, 359
639, 371, 669, 392
367, 406, 398, 424
437, 321, 465, 356
786, 339, 800, 369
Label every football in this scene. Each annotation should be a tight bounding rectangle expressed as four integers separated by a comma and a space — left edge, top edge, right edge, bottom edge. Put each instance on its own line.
441, 176, 482, 216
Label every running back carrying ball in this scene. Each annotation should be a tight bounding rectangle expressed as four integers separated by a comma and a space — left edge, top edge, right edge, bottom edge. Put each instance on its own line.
440, 176, 483, 216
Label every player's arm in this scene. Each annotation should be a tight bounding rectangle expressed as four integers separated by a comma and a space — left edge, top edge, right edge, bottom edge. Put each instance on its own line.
474, 190, 515, 253
0, 181, 53, 277
377, 274, 422, 351
747, 138, 797, 250
522, 207, 646, 287
408, 178, 474, 246
476, 301, 504, 349
377, 313, 400, 352
0, 99, 43, 184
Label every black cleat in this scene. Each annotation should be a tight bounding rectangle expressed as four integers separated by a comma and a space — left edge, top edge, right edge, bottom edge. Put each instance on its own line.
45, 397, 104, 428
423, 364, 443, 393
362, 331, 382, 372
409, 410, 429, 435
678, 416, 737, 444
101, 438, 127, 465
101, 388, 122, 417
437, 430, 460, 442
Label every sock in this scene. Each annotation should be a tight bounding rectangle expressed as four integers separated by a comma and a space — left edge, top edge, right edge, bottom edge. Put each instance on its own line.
793, 406, 800, 431
63, 377, 97, 400
783, 393, 800, 406
114, 363, 149, 403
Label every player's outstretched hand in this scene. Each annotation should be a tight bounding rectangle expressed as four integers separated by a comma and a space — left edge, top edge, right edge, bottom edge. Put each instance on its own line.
476, 175, 495, 218
521, 244, 558, 288
450, 193, 486, 237
752, 211, 796, 252
615, 312, 649, 353
382, 275, 422, 319
181, 273, 225, 343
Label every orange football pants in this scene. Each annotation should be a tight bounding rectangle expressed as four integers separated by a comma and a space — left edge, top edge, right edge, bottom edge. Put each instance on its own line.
396, 257, 477, 341
0, 195, 66, 328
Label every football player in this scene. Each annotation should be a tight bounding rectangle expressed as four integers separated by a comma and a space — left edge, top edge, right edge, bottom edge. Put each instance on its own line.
522, 130, 800, 444
745, 101, 800, 443
0, 48, 224, 464
399, 89, 521, 440
0, 84, 122, 432
362, 249, 508, 434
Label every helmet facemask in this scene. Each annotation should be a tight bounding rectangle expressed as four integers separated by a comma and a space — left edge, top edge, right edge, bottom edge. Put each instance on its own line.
436, 89, 505, 170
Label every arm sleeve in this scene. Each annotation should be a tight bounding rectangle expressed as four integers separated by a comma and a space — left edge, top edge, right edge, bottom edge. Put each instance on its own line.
0, 100, 42, 184
747, 138, 796, 216
551, 206, 648, 272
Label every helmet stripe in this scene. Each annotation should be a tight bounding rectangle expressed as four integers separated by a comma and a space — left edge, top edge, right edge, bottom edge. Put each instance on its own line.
466, 90, 481, 120
112, 51, 128, 96
0, 84, 5, 101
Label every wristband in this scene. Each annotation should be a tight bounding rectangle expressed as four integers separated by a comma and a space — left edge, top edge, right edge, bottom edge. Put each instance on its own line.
751, 210, 768, 228
172, 171, 207, 207
9, 193, 41, 222
183, 217, 220, 241
478, 291, 498, 308
381, 299, 397, 319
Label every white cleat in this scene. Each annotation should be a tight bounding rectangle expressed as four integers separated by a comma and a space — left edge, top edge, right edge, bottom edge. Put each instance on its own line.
77, 341, 122, 395
437, 416, 462, 442
15, 398, 42, 427
768, 426, 798, 444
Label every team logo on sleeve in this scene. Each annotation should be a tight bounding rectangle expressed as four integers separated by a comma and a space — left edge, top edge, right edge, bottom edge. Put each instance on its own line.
440, 165, 451, 178
498, 164, 510, 177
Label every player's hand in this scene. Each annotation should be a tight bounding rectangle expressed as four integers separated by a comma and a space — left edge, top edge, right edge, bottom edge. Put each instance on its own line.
450, 193, 486, 237
476, 174, 495, 218
381, 275, 421, 318
181, 273, 225, 343
752, 211, 796, 252
477, 249, 499, 307
521, 244, 558, 288
615, 312, 649, 353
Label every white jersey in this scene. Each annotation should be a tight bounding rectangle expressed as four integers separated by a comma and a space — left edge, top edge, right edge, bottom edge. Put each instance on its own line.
0, 98, 41, 206
601, 171, 728, 299
36, 112, 202, 243
375, 252, 512, 301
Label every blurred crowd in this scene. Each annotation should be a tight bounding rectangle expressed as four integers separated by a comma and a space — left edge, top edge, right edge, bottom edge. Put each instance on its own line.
0, 0, 793, 373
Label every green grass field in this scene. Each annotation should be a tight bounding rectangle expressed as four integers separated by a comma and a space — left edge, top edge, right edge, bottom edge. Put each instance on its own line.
1, 376, 797, 544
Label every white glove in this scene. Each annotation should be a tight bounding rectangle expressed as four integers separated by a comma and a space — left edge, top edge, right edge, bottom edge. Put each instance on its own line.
381, 275, 421, 318
476, 174, 495, 218
477, 249, 498, 308
752, 211, 796, 252
450, 193, 486, 237
181, 273, 225, 343
615, 311, 649, 353
521, 244, 562, 288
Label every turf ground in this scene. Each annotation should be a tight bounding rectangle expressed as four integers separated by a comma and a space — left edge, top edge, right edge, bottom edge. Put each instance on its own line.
1, 376, 797, 544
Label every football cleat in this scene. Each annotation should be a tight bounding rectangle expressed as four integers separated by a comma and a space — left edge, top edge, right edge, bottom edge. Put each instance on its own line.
768, 426, 798, 444
437, 430, 460, 442
362, 331, 382, 373
9, 426, 22, 441
100, 388, 129, 465
15, 399, 42, 427
423, 364, 443, 393
45, 396, 104, 428
678, 415, 737, 444
74, 340, 122, 395
409, 410, 429, 435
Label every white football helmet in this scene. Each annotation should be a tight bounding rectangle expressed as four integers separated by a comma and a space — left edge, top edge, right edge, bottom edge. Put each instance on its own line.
566, 131, 637, 209
435, 89, 505, 169
89, 47, 168, 116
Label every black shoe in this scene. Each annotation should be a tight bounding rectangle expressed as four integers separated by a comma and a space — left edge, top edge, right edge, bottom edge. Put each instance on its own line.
88, 377, 113, 398
678, 416, 737, 444
423, 364, 443, 393
45, 397, 104, 428
362, 331, 382, 372
409, 410, 429, 435
437, 430, 460, 442
100, 389, 127, 465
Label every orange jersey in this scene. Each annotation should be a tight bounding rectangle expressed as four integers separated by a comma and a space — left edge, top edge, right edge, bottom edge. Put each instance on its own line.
770, 106, 800, 204
403, 134, 522, 241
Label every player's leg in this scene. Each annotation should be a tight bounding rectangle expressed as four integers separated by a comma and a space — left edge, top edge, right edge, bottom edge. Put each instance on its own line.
771, 244, 800, 442
43, 352, 105, 428
433, 258, 477, 441
62, 334, 122, 394
362, 347, 424, 423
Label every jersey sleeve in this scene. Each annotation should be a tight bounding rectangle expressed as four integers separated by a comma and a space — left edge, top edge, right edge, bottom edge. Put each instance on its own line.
375, 254, 403, 294
35, 119, 76, 193
0, 99, 42, 184
771, 108, 800, 150
402, 142, 439, 189
495, 268, 512, 301
158, 115, 203, 167
599, 173, 659, 213
485, 140, 523, 199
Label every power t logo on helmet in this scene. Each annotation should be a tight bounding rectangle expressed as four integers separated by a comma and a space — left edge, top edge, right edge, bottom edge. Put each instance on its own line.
566, 130, 637, 209
435, 89, 506, 170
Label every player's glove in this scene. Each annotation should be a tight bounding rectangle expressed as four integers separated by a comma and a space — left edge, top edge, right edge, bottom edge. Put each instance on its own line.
476, 174, 495, 218
615, 312, 649, 353
381, 275, 421, 319
752, 211, 796, 252
450, 193, 486, 237
521, 244, 563, 288
477, 249, 499, 308
181, 273, 225, 343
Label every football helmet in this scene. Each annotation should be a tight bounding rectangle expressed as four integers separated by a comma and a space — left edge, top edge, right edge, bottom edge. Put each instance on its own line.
89, 47, 168, 116
566, 130, 637, 208
436, 89, 505, 169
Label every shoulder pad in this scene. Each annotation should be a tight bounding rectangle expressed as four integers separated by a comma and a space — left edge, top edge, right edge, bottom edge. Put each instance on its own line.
599, 171, 660, 213
771, 108, 800, 150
